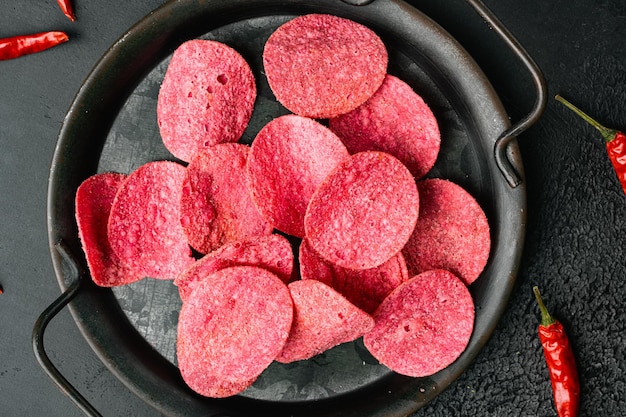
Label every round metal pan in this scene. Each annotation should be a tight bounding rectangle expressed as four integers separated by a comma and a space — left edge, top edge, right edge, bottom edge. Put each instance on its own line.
46, 0, 534, 415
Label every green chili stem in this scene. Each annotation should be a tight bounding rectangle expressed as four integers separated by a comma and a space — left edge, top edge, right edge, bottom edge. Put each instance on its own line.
533, 286, 556, 327
555, 94, 618, 143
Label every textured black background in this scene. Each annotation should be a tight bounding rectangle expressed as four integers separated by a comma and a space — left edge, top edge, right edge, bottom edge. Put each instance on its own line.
1, 0, 625, 416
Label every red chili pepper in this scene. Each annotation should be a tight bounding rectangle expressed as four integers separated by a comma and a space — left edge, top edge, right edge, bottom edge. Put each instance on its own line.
556, 94, 626, 195
57, 0, 76, 22
0, 31, 69, 61
533, 286, 580, 417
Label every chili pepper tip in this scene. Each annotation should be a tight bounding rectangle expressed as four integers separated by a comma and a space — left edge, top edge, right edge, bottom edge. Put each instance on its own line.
57, 0, 76, 22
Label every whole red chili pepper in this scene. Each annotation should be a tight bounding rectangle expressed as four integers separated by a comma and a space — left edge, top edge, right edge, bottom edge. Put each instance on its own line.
533, 286, 580, 417
57, 0, 76, 22
556, 94, 626, 195
0, 31, 69, 61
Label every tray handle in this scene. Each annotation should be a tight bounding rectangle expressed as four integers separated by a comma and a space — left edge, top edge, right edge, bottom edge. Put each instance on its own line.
464, 0, 547, 187
32, 240, 103, 417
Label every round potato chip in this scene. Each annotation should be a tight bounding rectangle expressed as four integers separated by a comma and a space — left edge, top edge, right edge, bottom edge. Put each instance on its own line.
263, 14, 387, 118
304, 151, 419, 270
330, 74, 440, 179
180, 143, 272, 254
108, 161, 195, 280
402, 178, 491, 285
247, 114, 349, 237
177, 266, 293, 398
364, 269, 474, 377
157, 39, 256, 162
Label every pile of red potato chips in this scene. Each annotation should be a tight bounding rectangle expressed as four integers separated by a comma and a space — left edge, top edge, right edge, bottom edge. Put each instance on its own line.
75, 14, 491, 398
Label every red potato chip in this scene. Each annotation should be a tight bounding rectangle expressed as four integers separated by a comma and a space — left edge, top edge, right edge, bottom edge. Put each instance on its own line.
180, 143, 273, 254
363, 269, 474, 378
329, 74, 441, 179
175, 234, 294, 302
263, 14, 387, 118
275, 279, 374, 364
299, 239, 408, 314
401, 178, 490, 286
177, 266, 293, 398
157, 39, 256, 162
108, 161, 195, 280
246, 114, 349, 237
304, 151, 420, 270
75, 172, 143, 287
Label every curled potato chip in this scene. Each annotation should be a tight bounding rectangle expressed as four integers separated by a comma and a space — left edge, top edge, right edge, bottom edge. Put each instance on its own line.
299, 239, 408, 314
175, 234, 294, 302
75, 172, 143, 287
276, 279, 374, 363
330, 74, 440, 179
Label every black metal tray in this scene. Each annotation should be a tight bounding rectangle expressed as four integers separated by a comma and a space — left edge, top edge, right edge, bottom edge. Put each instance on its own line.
37, 0, 545, 415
